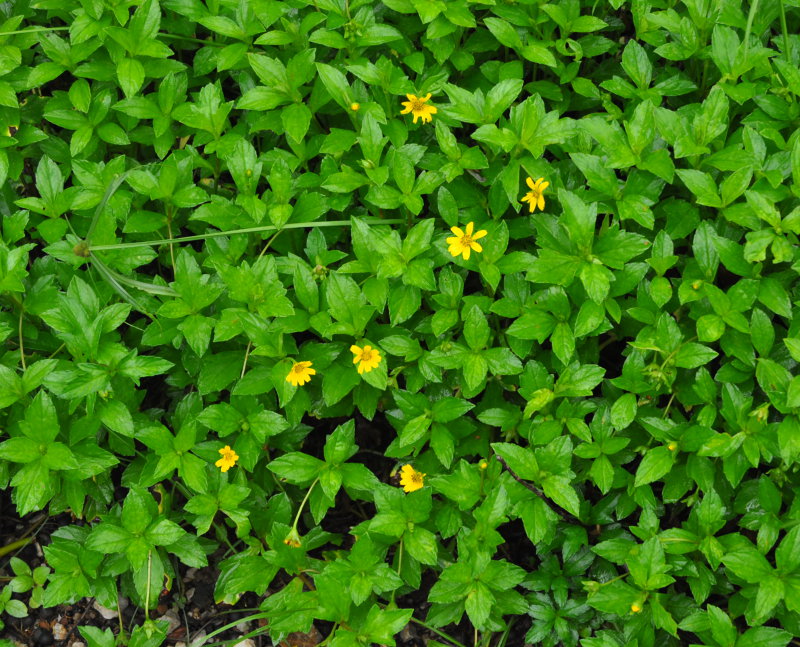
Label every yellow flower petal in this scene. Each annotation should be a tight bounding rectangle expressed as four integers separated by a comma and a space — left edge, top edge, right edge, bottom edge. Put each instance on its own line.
470, 242, 483, 253
399, 464, 426, 492
473, 229, 488, 240
465, 221, 474, 236
526, 176, 536, 190
450, 226, 465, 237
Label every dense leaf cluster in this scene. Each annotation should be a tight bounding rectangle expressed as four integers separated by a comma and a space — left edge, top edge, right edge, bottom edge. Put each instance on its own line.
1, 0, 800, 645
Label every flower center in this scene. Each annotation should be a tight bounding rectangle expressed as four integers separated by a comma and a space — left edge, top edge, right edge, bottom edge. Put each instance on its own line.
293, 364, 305, 373
361, 349, 373, 362
411, 473, 422, 484
411, 99, 426, 111
460, 234, 473, 246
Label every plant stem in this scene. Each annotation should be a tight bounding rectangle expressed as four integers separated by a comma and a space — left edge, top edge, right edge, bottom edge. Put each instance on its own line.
0, 537, 31, 558
292, 478, 319, 532
0, 27, 69, 35
88, 219, 403, 251
240, 341, 252, 379
18, 309, 26, 370
145, 550, 152, 620
166, 213, 176, 270
406, 615, 470, 647
778, 0, 791, 63
390, 539, 404, 604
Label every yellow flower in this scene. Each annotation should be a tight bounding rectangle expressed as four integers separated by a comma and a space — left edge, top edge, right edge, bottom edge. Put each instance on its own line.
350, 344, 382, 374
521, 176, 549, 213
286, 361, 315, 387
400, 93, 437, 124
283, 527, 302, 548
667, 442, 677, 452
446, 222, 488, 261
350, 102, 360, 111
631, 603, 642, 613
479, 460, 488, 470
215, 445, 239, 473
750, 403, 769, 423
399, 464, 426, 493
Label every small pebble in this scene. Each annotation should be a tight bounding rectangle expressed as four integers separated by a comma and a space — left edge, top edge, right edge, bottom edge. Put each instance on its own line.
233, 640, 256, 647
70, 643, 86, 647
235, 621, 251, 633
52, 622, 68, 641
189, 631, 207, 647
156, 609, 181, 635
92, 601, 118, 620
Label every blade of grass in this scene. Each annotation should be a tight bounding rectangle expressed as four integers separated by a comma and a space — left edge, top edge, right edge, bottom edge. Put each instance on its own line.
88, 218, 404, 251
743, 0, 762, 64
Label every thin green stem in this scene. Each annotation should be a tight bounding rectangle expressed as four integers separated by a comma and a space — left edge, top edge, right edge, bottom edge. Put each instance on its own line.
166, 215, 176, 270
317, 622, 339, 647
0, 537, 31, 558
292, 478, 319, 531
778, 0, 791, 63
0, 27, 69, 35
196, 612, 271, 646
390, 539, 404, 604
18, 309, 25, 370
145, 551, 152, 620
240, 340, 252, 379
257, 229, 282, 259
406, 615, 470, 647
743, 0, 761, 64
88, 219, 403, 251
158, 32, 220, 45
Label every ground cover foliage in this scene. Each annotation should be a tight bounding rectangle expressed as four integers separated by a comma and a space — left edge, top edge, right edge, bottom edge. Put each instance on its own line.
1, 0, 800, 644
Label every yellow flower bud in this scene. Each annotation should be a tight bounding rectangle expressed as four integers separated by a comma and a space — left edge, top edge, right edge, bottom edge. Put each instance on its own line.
667, 442, 677, 452
631, 603, 642, 613
283, 527, 302, 548
350, 102, 360, 111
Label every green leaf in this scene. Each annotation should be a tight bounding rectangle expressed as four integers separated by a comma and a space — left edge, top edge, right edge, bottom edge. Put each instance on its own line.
268, 452, 325, 484
463, 305, 490, 350
675, 169, 722, 207
722, 548, 773, 583
610, 393, 637, 430
465, 581, 495, 629
621, 39, 652, 88
491, 443, 538, 481
634, 446, 676, 486
542, 475, 581, 517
